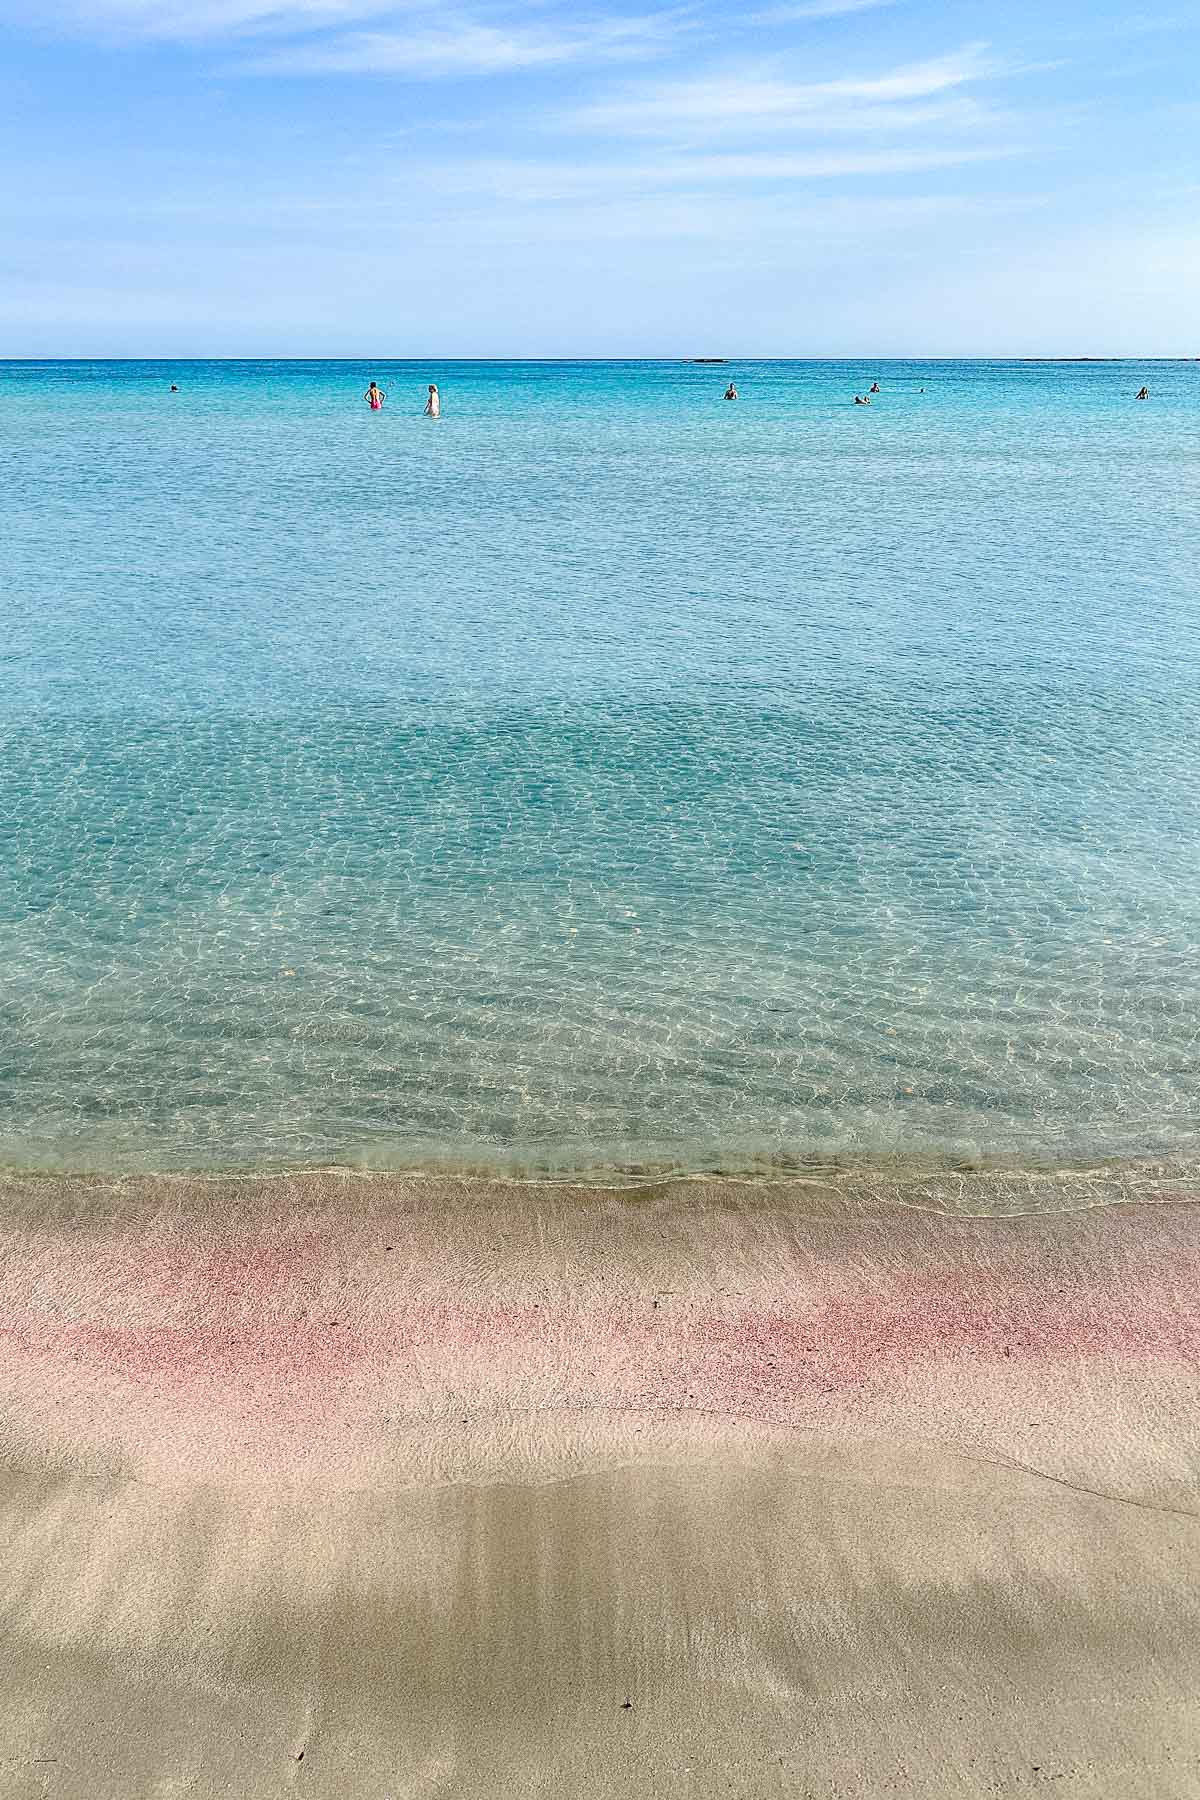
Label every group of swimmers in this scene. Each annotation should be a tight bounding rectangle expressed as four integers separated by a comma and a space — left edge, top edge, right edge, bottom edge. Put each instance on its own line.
166, 376, 1154, 409
364, 381, 440, 416
364, 375, 1154, 415
849, 379, 1150, 406
722, 375, 908, 407
726, 378, 881, 404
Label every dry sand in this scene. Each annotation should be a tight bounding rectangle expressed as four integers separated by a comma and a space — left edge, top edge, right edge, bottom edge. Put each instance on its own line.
1, 1164, 1199, 1798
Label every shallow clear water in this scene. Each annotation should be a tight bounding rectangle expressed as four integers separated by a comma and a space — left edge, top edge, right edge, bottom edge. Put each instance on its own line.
2, 358, 1199, 1173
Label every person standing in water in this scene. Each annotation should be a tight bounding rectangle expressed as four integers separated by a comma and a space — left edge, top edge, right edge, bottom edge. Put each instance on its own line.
364, 381, 385, 411
424, 384, 441, 418
724, 382, 738, 400
1136, 386, 1149, 400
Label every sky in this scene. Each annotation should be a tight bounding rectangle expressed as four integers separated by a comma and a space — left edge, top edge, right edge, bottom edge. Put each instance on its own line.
0, 0, 1197, 354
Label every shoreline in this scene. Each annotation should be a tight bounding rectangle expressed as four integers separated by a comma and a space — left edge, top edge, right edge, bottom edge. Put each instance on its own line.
4, 1146, 1200, 1212
2, 1152, 1200, 1224
2, 1170, 1199, 1794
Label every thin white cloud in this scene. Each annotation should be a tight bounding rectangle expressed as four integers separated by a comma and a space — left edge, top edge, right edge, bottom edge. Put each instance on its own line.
570, 45, 997, 137
243, 11, 676, 74
5, 0, 685, 57
5, 0, 397, 39
752, 0, 894, 22
426, 141, 1021, 203
577, 88, 994, 141
824, 44, 995, 101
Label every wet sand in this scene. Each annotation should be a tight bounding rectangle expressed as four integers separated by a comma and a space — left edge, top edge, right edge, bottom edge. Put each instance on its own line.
2, 1166, 1199, 1797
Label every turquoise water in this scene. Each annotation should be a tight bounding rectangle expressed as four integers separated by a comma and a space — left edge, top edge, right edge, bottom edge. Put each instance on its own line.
2, 358, 1199, 1174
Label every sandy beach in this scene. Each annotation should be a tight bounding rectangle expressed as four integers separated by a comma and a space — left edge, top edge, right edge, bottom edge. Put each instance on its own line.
2, 1163, 1199, 1797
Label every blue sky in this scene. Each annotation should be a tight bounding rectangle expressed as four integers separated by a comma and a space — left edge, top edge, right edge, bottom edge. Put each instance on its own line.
1, 0, 1196, 353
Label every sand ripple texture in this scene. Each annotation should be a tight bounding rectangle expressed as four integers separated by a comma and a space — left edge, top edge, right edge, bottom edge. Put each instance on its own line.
1, 1175, 1199, 1797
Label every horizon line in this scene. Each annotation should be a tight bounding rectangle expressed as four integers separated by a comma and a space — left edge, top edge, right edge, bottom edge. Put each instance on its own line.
1, 354, 1197, 365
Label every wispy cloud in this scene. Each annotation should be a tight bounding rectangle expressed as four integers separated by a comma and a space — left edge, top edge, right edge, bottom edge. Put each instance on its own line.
14, 0, 399, 40
12, 0, 686, 60
425, 141, 1022, 204
242, 10, 678, 75
570, 44, 998, 137
752, 0, 895, 22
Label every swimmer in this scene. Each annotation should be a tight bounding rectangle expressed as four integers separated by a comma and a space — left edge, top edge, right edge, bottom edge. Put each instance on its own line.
364, 380, 385, 410
170, 383, 179, 393
869, 381, 880, 394
724, 382, 738, 400
1135, 386, 1149, 400
424, 383, 441, 418
853, 394, 870, 405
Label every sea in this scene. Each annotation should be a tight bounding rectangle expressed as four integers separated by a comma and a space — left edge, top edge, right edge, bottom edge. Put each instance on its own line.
2, 357, 1198, 1177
